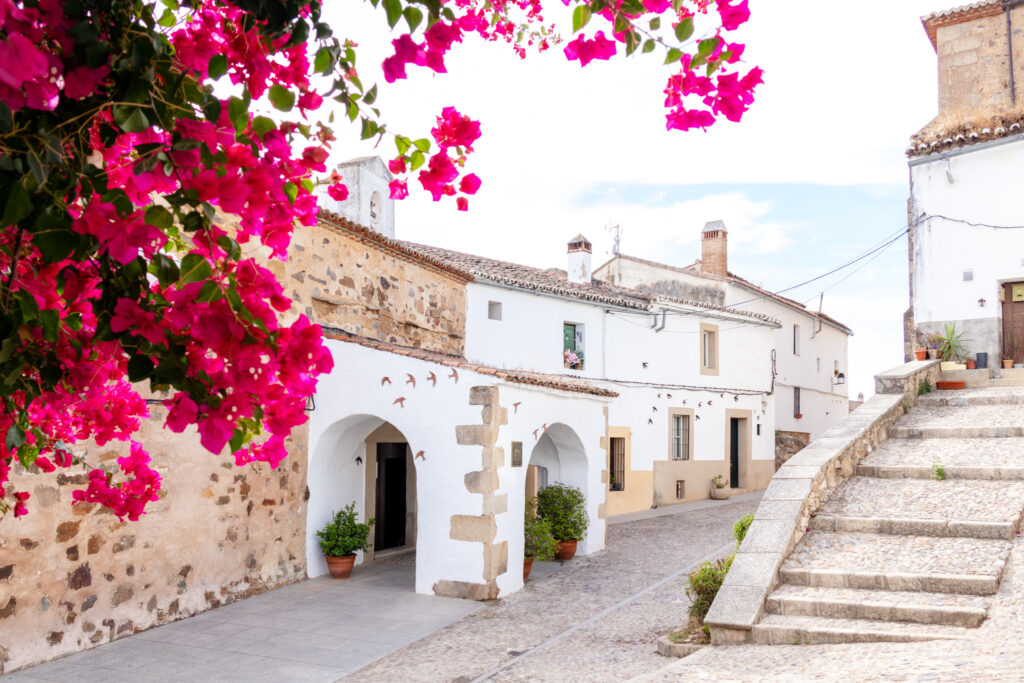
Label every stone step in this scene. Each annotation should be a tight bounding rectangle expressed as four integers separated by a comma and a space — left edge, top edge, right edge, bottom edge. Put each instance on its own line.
860, 437, 1024, 476
764, 585, 990, 627
809, 477, 1024, 539
779, 531, 1011, 596
918, 387, 1024, 407
752, 614, 974, 645
889, 405, 1024, 440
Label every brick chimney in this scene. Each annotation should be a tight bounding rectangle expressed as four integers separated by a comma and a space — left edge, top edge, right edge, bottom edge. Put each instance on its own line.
567, 234, 592, 284
701, 220, 728, 277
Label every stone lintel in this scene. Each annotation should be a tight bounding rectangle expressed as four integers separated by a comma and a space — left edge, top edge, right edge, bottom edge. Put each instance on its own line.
449, 515, 497, 543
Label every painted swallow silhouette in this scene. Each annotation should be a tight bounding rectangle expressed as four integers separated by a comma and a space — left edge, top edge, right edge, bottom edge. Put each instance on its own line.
533, 428, 539, 439
513, 402, 522, 413
666, 393, 672, 398
405, 373, 416, 388
642, 362, 648, 368
381, 376, 391, 386
415, 450, 426, 461
648, 418, 654, 424
449, 368, 459, 383
393, 397, 406, 408
426, 371, 437, 387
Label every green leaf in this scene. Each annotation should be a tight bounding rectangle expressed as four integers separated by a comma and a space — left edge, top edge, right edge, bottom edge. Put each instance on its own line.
395, 137, 411, 155
697, 36, 719, 56
648, 16, 660, 30
5, 424, 26, 451
112, 106, 150, 133
412, 138, 431, 153
127, 354, 155, 382
383, 0, 402, 28
625, 30, 640, 56
283, 181, 298, 205
18, 443, 39, 470
251, 116, 276, 138
40, 309, 59, 343
613, 13, 629, 35
642, 38, 655, 53
228, 96, 247, 132
410, 150, 425, 171
208, 54, 228, 80
144, 205, 173, 229
572, 5, 591, 32
404, 6, 423, 31
196, 280, 222, 303
150, 254, 179, 287
1, 181, 31, 227
158, 8, 176, 26
314, 47, 332, 74
268, 84, 295, 112
674, 17, 694, 42
216, 235, 241, 260
202, 99, 222, 123
664, 48, 682, 64
363, 84, 378, 105
179, 253, 212, 285
26, 148, 48, 186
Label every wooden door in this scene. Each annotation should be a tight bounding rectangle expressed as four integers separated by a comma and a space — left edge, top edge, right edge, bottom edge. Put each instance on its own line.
375, 443, 407, 551
729, 419, 740, 489
1002, 283, 1024, 363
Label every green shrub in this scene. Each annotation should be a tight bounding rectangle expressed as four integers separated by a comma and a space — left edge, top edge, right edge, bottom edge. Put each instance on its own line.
733, 513, 753, 547
536, 483, 589, 541
524, 500, 559, 560
938, 322, 969, 362
316, 503, 374, 558
918, 378, 933, 395
686, 555, 734, 626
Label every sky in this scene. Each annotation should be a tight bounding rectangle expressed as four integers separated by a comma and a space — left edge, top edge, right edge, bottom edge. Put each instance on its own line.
323, 0, 950, 400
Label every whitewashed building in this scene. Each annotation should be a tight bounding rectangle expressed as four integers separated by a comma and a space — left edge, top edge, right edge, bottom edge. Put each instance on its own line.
905, 1, 1024, 365
595, 222, 852, 442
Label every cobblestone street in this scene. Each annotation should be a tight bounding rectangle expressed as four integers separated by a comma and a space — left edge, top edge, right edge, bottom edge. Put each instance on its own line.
344, 495, 760, 683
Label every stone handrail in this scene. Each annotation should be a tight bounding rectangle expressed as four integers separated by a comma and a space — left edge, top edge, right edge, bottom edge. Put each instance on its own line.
704, 360, 940, 644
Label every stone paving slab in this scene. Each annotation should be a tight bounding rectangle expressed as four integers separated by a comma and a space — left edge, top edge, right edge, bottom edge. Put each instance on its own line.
890, 405, 1024, 438
780, 531, 1011, 578
752, 614, 973, 645
918, 386, 1024, 406
765, 584, 990, 626
862, 437, 1024, 469
814, 476, 1024, 524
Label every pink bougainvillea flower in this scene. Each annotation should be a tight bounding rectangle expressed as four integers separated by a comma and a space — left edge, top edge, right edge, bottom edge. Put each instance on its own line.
431, 106, 481, 151
13, 491, 30, 518
459, 173, 481, 195
388, 157, 407, 174
389, 179, 409, 200
716, 0, 750, 30
457, 196, 468, 211
563, 31, 617, 67
327, 182, 349, 201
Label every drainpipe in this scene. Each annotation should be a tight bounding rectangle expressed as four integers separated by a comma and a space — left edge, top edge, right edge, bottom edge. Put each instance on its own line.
1005, 0, 1020, 104
653, 309, 667, 332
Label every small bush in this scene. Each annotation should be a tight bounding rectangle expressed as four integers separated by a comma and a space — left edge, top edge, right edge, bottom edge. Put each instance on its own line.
686, 554, 734, 626
524, 499, 559, 561
733, 513, 753, 547
316, 502, 374, 558
918, 378, 933, 395
711, 474, 727, 489
932, 456, 947, 481
536, 483, 589, 541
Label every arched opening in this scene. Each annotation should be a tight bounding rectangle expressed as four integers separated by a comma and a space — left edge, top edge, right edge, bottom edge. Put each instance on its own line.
525, 423, 589, 501
306, 414, 418, 583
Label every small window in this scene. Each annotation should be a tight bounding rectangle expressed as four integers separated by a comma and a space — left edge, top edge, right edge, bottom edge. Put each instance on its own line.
794, 386, 801, 417
609, 437, 625, 491
834, 360, 839, 373
700, 323, 719, 376
563, 322, 584, 369
675, 480, 685, 500
672, 414, 690, 461
488, 301, 502, 320
963, 270, 974, 282
756, 424, 762, 436
793, 324, 801, 355
816, 357, 821, 373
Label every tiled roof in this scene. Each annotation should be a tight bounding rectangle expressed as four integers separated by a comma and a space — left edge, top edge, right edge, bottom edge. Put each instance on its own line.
317, 212, 475, 282
907, 114, 1024, 158
650, 294, 780, 326
398, 241, 652, 310
921, 1, 1001, 48
323, 328, 619, 397
600, 254, 852, 334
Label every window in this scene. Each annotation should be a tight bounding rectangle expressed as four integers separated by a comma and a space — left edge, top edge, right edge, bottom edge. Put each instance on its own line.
671, 414, 690, 461
676, 480, 685, 500
609, 437, 625, 491
816, 357, 821, 373
756, 423, 761, 436
793, 324, 801, 355
700, 323, 719, 376
794, 386, 801, 417
487, 301, 502, 320
563, 322, 584, 369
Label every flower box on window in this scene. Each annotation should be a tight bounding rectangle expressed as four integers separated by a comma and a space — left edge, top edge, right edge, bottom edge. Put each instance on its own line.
563, 348, 584, 370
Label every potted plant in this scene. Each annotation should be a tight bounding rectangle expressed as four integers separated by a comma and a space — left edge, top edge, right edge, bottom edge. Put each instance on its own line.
563, 348, 584, 370
524, 500, 558, 581
316, 502, 374, 579
535, 483, 589, 561
710, 474, 730, 500
926, 333, 943, 360
1004, 340, 1017, 369
966, 359, 977, 369
914, 346, 928, 361
937, 323, 969, 370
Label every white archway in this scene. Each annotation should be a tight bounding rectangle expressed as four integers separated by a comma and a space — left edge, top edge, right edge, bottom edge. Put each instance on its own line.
526, 422, 589, 498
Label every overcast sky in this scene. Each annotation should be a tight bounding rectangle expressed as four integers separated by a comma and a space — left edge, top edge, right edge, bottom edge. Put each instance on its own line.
323, 0, 951, 399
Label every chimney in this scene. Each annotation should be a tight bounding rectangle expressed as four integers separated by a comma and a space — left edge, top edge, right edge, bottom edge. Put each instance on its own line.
701, 220, 728, 277
567, 234, 592, 284
317, 156, 396, 238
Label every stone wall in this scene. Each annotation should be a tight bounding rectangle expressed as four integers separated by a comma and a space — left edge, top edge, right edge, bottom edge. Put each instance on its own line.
0, 410, 309, 673
774, 430, 810, 471
705, 360, 940, 645
266, 217, 468, 356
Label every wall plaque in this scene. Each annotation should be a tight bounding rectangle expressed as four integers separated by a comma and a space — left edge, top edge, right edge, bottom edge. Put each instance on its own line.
1013, 284, 1024, 302
511, 441, 523, 467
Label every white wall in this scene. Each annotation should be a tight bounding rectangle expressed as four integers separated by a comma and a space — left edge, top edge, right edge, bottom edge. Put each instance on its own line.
910, 139, 1024, 359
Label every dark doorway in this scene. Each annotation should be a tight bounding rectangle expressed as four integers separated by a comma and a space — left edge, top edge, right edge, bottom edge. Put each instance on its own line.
1003, 282, 1024, 364
729, 418, 740, 488
375, 443, 407, 551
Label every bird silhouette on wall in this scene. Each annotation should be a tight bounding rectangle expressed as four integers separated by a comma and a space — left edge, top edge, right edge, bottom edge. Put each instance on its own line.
533, 428, 539, 439
405, 373, 416, 388
707, 400, 713, 406
648, 418, 654, 424
393, 397, 406, 408
695, 415, 701, 420
513, 402, 522, 413
449, 368, 459, 383
381, 376, 391, 386
642, 362, 648, 368
734, 395, 740, 402
720, 393, 725, 398
415, 450, 426, 461
657, 393, 662, 398
426, 371, 437, 387
682, 399, 687, 405
542, 423, 548, 432
666, 393, 672, 399
652, 406, 658, 412
698, 402, 703, 408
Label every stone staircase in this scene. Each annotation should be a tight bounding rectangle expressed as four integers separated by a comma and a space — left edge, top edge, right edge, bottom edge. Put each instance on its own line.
753, 386, 1024, 645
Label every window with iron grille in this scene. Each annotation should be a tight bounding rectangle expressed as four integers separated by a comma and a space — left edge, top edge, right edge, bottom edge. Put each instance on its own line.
671, 414, 690, 461
676, 480, 685, 499
794, 386, 801, 417
609, 437, 625, 491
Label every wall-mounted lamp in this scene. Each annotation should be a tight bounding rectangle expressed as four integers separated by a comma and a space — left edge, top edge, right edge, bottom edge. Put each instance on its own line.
305, 395, 316, 412
832, 372, 846, 386
979, 297, 987, 308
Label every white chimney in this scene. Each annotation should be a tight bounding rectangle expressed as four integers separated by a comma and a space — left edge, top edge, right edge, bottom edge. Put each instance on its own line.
317, 156, 395, 238
567, 234, 592, 284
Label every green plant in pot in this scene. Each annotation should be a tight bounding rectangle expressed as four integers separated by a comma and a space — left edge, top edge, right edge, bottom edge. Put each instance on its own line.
535, 483, 589, 561
524, 498, 558, 581
316, 502, 374, 579
938, 322, 969, 362
710, 474, 730, 500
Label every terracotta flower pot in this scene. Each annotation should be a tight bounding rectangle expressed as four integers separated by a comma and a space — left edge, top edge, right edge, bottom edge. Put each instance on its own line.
1004, 359, 1015, 369
966, 360, 976, 369
523, 556, 535, 581
325, 554, 356, 579
936, 380, 966, 390
555, 540, 578, 561
914, 348, 928, 361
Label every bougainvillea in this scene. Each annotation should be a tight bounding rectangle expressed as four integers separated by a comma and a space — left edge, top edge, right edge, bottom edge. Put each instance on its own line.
0, 0, 758, 522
